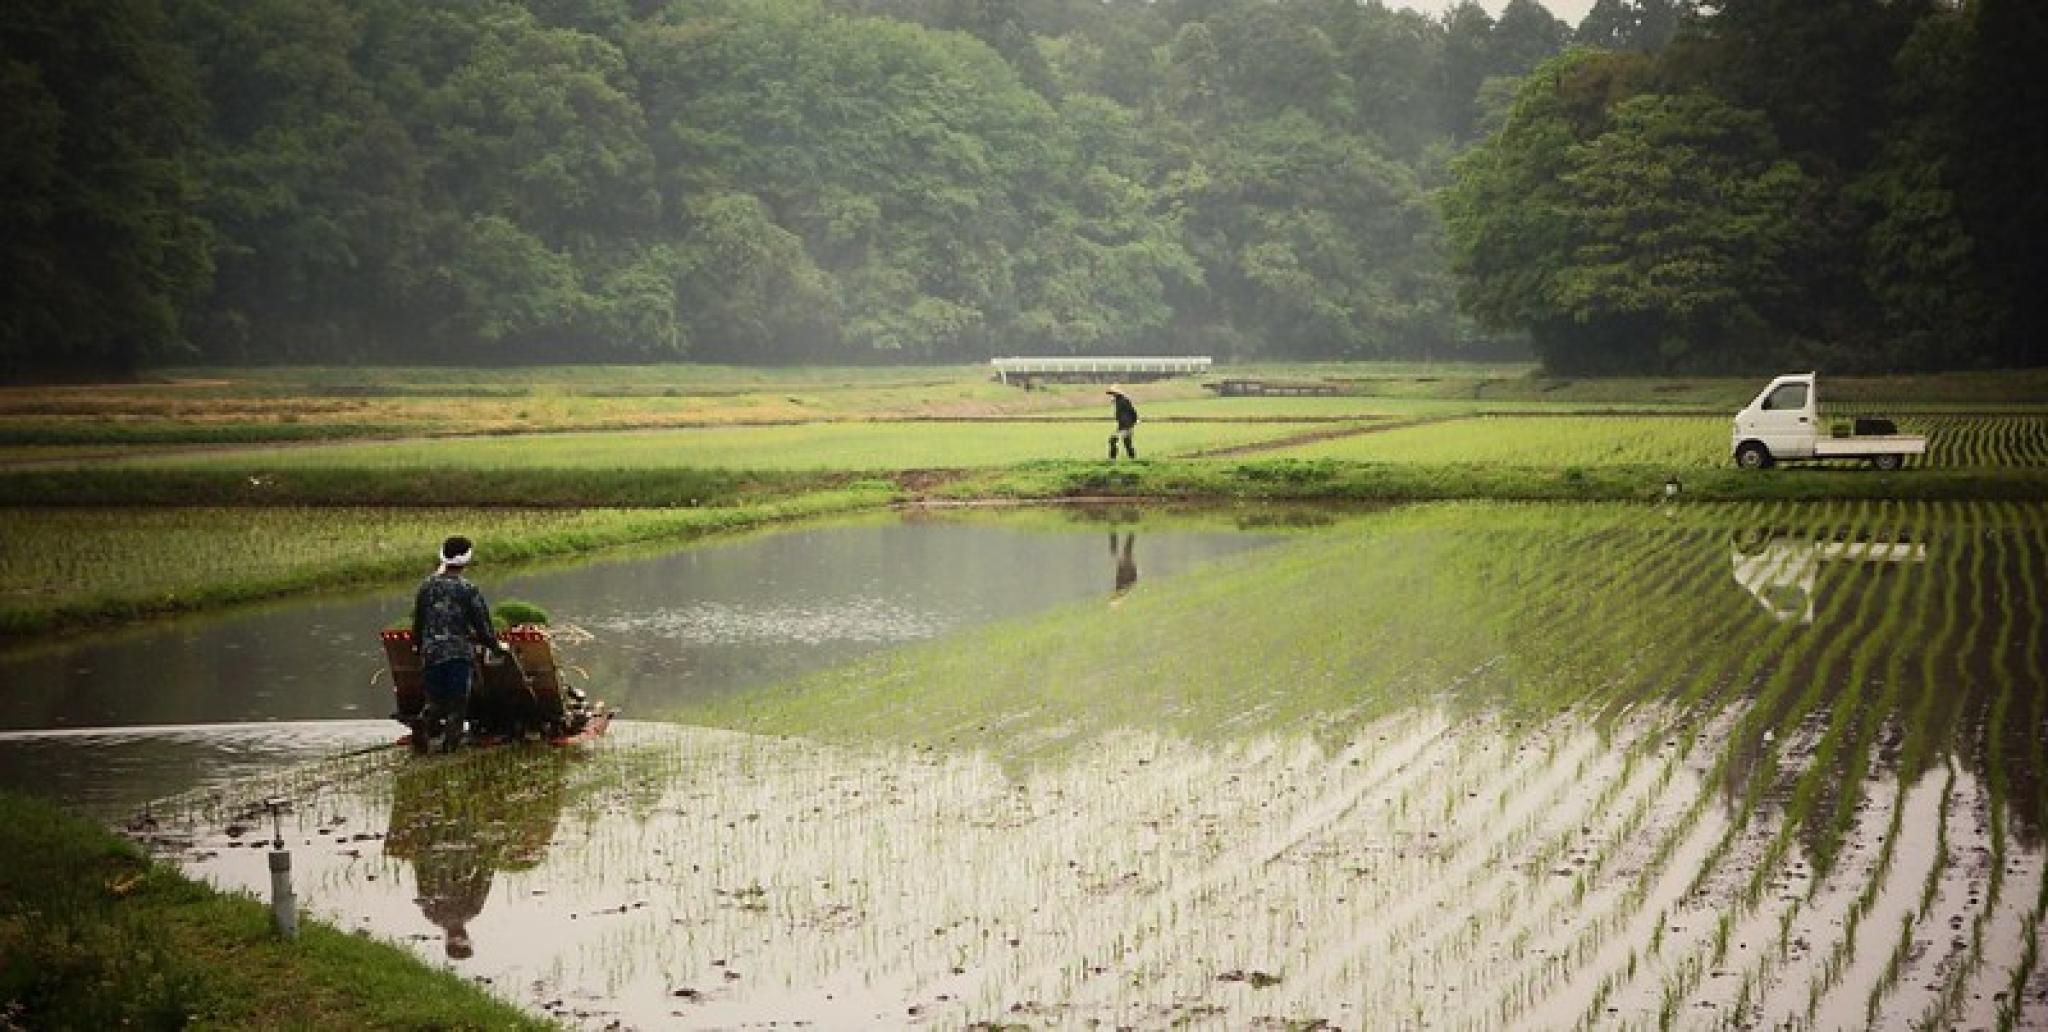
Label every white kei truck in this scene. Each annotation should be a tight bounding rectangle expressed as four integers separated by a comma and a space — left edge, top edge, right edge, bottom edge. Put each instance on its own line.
1730, 372, 1927, 471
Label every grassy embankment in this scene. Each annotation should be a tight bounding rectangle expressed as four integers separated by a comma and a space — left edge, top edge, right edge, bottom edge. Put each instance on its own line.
0, 790, 547, 1030
0, 485, 893, 640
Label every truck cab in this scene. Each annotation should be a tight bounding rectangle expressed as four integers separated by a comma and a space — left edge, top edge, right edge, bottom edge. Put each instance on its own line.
1733, 373, 1819, 465
1731, 373, 1926, 470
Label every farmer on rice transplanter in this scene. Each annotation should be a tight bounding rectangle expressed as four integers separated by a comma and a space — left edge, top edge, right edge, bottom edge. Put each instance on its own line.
411, 535, 509, 752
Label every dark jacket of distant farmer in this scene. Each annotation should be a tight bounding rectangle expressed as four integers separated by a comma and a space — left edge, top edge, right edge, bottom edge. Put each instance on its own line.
1112, 392, 1139, 430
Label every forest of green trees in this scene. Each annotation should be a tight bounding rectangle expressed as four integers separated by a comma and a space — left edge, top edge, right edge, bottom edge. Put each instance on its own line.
2, 0, 2041, 376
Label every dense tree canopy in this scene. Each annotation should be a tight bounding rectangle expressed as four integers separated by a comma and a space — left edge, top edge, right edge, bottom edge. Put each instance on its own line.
2, 0, 1574, 374
1446, 0, 2046, 373
1, 0, 212, 375
2, 0, 2040, 376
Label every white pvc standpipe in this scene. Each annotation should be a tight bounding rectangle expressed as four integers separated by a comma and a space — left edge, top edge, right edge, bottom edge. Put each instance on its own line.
265, 799, 298, 940
268, 849, 297, 940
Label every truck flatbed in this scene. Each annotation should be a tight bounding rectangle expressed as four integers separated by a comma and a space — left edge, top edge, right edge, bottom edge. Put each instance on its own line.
1811, 435, 1928, 459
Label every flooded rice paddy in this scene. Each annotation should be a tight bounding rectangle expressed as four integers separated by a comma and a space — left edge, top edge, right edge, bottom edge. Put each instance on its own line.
14, 501, 2048, 1028
0, 510, 1271, 813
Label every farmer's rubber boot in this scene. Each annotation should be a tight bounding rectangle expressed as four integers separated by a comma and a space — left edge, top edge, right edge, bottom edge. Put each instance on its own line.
1109, 435, 1119, 460
439, 695, 467, 753
1126, 440, 1136, 459
413, 701, 445, 753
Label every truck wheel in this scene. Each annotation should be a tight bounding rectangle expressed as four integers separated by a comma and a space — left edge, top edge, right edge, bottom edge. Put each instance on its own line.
1872, 453, 1902, 472
1735, 442, 1772, 470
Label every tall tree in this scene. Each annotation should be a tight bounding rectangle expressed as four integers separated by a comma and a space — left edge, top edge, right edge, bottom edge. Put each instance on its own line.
1439, 2, 1496, 140
1687, 0, 1929, 171
1342, 5, 1445, 159
1851, 8, 1994, 369
1576, 0, 1688, 53
1445, 50, 1812, 373
1953, 0, 2048, 369
1489, 0, 1572, 79
174, 0, 423, 361
0, 0, 213, 376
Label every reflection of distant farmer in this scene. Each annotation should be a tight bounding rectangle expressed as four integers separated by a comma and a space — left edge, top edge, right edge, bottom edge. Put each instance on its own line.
1107, 386, 1139, 460
1110, 531, 1138, 600
411, 535, 508, 753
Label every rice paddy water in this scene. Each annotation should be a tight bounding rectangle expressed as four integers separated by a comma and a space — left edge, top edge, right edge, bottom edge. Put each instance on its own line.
5, 501, 2045, 1028
0, 511, 1275, 813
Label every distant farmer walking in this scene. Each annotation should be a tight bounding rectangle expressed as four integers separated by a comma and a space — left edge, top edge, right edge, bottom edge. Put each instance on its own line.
410, 535, 507, 753
1107, 385, 1139, 460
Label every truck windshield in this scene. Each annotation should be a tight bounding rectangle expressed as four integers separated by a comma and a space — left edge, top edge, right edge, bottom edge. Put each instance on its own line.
1763, 384, 1808, 410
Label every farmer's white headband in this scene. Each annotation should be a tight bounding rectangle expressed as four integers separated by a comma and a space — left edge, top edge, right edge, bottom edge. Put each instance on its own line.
438, 546, 473, 572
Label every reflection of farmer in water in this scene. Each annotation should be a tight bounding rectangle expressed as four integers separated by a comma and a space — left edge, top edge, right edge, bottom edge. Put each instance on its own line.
1110, 531, 1138, 602
383, 751, 568, 959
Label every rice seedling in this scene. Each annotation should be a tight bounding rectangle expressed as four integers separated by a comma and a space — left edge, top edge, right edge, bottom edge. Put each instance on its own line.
11, 498, 2037, 1028
1258, 415, 1728, 468
82, 420, 1324, 474
0, 487, 892, 637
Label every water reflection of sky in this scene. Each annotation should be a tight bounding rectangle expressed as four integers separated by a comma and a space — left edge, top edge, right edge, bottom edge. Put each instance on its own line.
587, 597, 948, 645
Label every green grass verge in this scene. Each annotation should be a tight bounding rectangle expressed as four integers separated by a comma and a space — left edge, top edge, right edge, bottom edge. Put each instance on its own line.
0, 790, 550, 1030
10, 456, 2046, 513
0, 465, 855, 507
0, 421, 409, 446
77, 421, 1328, 473
945, 458, 2048, 504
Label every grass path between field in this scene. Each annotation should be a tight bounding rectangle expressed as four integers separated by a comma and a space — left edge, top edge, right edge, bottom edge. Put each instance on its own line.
0, 790, 549, 1030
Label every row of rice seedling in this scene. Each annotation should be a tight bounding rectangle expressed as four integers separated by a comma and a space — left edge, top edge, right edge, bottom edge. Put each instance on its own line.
1916, 415, 2048, 468
1688, 513, 1925, 1023
1472, 509, 1846, 1021
1609, 504, 2045, 1029
626, 507, 1581, 1015
651, 499, 2031, 1023
1775, 529, 1942, 1025
1490, 497, 2048, 1023
90, 420, 1331, 473
1252, 413, 2048, 472
134, 500, 2046, 1027
0, 489, 890, 636
1545, 527, 1827, 1025
1260, 415, 1731, 468
1917, 510, 2032, 1028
